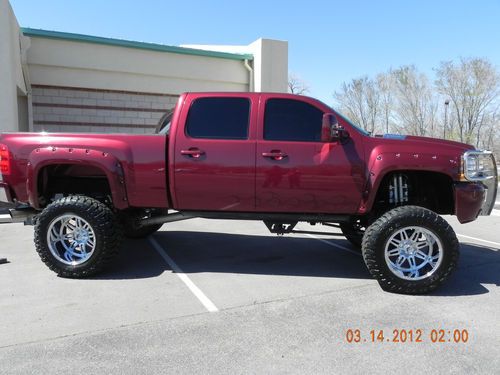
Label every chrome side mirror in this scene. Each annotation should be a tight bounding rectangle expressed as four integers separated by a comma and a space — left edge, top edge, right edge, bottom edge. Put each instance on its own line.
322, 113, 349, 142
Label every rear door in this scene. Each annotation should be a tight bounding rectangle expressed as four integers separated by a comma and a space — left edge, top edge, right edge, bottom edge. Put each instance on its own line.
255, 95, 365, 214
173, 94, 257, 211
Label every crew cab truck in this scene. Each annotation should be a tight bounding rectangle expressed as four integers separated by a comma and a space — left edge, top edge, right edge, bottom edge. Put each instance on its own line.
0, 92, 497, 294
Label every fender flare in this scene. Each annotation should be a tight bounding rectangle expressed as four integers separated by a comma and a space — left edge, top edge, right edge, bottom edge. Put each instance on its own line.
26, 146, 129, 209
358, 151, 459, 213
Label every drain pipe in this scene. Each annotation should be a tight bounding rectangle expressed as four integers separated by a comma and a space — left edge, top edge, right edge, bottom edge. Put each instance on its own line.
19, 33, 33, 132
243, 59, 254, 92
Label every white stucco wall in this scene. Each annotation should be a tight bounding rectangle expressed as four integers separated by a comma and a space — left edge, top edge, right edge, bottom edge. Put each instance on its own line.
249, 39, 288, 93
0, 0, 29, 132
183, 38, 289, 93
27, 37, 251, 95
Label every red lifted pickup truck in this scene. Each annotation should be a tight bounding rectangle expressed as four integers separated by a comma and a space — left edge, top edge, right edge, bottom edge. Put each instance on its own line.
0, 92, 497, 294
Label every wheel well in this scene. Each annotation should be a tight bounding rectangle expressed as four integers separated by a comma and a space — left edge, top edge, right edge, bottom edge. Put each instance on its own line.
37, 164, 112, 207
373, 171, 454, 215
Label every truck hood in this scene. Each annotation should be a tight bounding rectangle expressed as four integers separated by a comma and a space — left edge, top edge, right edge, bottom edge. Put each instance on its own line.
375, 134, 475, 153
364, 134, 475, 179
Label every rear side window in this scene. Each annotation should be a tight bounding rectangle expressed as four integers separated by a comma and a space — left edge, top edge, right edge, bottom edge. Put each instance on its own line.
264, 99, 323, 142
186, 97, 250, 139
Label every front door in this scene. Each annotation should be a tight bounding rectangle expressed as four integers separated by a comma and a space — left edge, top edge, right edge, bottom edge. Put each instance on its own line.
255, 96, 365, 214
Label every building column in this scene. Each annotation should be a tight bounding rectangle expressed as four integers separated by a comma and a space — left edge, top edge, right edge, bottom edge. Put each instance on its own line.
249, 38, 288, 93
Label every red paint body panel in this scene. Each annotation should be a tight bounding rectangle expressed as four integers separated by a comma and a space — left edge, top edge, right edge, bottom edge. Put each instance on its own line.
360, 135, 472, 213
25, 146, 128, 209
454, 183, 485, 223
255, 94, 366, 213
0, 133, 168, 208
0, 92, 483, 224
172, 93, 258, 211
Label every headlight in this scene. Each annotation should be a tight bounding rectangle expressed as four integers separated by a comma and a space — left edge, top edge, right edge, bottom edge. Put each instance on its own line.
462, 150, 496, 181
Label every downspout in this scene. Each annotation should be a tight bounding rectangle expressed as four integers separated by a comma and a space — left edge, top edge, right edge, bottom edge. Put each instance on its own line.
19, 33, 33, 132
243, 59, 254, 92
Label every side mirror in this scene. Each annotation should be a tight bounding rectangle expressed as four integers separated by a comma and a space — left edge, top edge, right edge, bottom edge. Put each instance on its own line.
322, 113, 349, 142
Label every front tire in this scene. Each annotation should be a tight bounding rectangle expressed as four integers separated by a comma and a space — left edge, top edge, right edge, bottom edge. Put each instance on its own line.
34, 196, 123, 278
362, 206, 459, 294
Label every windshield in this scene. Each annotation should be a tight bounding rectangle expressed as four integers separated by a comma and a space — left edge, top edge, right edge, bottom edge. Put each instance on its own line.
315, 97, 370, 137
333, 111, 371, 137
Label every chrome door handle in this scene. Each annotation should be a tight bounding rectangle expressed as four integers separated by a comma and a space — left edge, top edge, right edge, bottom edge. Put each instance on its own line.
262, 150, 288, 161
181, 148, 205, 158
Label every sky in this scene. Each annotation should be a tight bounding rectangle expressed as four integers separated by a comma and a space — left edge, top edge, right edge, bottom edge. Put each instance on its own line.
9, 0, 500, 104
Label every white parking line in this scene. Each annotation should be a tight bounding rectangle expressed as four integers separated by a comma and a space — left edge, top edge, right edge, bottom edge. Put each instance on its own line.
457, 234, 500, 249
305, 234, 362, 256
148, 237, 219, 313
308, 232, 500, 253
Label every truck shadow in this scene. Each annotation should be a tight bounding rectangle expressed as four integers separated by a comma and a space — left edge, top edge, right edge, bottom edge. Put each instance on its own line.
98, 231, 499, 296
101, 231, 369, 281
431, 242, 500, 296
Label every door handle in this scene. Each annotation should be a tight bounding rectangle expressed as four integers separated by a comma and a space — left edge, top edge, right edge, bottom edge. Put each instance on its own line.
181, 148, 205, 158
262, 150, 288, 161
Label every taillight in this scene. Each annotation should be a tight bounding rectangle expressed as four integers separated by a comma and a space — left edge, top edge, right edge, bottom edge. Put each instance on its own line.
0, 144, 11, 175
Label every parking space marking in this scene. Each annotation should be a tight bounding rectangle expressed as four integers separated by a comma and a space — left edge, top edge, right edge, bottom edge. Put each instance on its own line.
148, 237, 219, 313
308, 233, 500, 253
305, 234, 362, 256
457, 234, 500, 249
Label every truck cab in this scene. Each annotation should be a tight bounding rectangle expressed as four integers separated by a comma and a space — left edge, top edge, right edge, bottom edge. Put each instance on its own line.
169, 93, 366, 214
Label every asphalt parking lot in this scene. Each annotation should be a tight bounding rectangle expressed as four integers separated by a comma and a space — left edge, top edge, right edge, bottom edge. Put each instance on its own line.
1, 207, 499, 374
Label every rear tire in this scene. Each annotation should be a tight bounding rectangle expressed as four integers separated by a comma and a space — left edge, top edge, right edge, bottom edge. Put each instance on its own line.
362, 206, 459, 294
34, 195, 123, 278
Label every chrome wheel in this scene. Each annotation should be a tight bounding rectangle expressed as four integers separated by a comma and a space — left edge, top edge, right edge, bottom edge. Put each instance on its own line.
47, 214, 96, 265
384, 226, 443, 281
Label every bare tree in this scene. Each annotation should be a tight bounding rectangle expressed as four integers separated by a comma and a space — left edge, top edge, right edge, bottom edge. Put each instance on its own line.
331, 59, 500, 159
477, 108, 500, 152
333, 76, 381, 134
391, 66, 438, 137
288, 74, 310, 95
376, 72, 394, 134
435, 58, 500, 145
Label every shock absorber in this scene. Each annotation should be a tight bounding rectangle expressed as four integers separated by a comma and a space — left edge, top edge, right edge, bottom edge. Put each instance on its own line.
389, 173, 409, 205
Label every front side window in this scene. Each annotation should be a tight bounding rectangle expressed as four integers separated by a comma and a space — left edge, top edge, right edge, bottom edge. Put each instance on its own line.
186, 97, 249, 139
264, 99, 323, 142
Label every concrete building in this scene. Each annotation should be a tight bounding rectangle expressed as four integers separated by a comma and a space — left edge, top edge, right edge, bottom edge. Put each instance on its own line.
0, 0, 288, 134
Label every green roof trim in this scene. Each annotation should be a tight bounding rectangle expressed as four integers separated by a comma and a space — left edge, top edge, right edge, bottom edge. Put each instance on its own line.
21, 28, 253, 61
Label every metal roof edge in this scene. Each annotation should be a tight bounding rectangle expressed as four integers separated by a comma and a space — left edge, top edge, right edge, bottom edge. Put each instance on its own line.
21, 28, 254, 61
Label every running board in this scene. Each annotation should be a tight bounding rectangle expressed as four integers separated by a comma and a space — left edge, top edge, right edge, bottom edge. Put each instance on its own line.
139, 210, 353, 227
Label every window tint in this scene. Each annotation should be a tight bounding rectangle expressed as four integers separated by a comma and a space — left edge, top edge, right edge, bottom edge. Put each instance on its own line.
186, 97, 249, 139
264, 99, 323, 142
